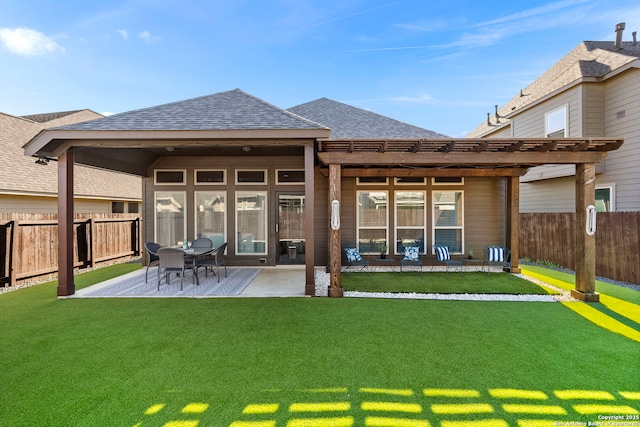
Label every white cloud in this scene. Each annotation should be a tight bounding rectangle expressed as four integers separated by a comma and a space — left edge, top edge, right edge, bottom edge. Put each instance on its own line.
0, 27, 65, 57
101, 111, 115, 116
117, 30, 128, 40
138, 31, 152, 42
391, 94, 436, 103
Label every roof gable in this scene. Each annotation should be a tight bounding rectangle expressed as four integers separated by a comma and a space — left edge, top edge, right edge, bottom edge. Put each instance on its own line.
469, 41, 640, 137
288, 98, 449, 139
57, 89, 328, 132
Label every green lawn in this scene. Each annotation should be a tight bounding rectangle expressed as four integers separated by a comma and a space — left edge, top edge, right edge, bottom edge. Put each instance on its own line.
0, 264, 638, 426
342, 271, 558, 294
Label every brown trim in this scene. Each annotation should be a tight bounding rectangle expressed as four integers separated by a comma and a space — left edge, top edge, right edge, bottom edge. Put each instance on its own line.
304, 144, 315, 295
317, 151, 609, 166
57, 150, 75, 297
321, 168, 529, 177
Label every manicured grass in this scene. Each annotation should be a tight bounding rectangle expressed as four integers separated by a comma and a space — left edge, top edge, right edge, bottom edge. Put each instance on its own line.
342, 271, 558, 294
0, 264, 638, 426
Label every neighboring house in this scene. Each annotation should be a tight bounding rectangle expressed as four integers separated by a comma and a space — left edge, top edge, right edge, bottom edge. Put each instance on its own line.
468, 28, 640, 213
0, 109, 141, 214
24, 89, 621, 300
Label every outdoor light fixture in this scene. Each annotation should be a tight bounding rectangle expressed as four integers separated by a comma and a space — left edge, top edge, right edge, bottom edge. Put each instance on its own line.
242, 146, 251, 152
35, 157, 49, 166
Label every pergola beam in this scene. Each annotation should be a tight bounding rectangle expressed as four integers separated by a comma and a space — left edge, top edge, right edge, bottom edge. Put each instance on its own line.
317, 151, 608, 166
319, 167, 529, 177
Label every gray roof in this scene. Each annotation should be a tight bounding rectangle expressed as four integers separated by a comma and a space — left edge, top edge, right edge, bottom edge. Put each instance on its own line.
56, 89, 328, 131
469, 41, 640, 137
21, 110, 86, 123
288, 98, 449, 139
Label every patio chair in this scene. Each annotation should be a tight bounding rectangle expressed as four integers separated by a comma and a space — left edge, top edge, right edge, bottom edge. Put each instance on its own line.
433, 245, 463, 273
198, 242, 228, 283
484, 245, 511, 275
157, 247, 197, 291
400, 246, 423, 275
190, 237, 213, 271
144, 242, 162, 283
343, 244, 369, 272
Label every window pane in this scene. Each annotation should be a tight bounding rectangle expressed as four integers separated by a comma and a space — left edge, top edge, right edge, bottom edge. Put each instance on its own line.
196, 192, 226, 248
237, 170, 266, 183
196, 170, 225, 183
358, 191, 387, 227
155, 191, 185, 246
277, 170, 305, 183
358, 229, 387, 253
127, 202, 139, 214
111, 201, 125, 213
595, 188, 611, 212
396, 192, 424, 227
434, 229, 462, 252
545, 107, 566, 137
397, 229, 424, 253
236, 192, 267, 254
155, 170, 185, 184
434, 192, 462, 227
396, 176, 425, 184
357, 176, 388, 184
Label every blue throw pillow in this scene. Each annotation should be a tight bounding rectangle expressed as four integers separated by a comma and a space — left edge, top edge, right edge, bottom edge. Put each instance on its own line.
345, 248, 363, 262
404, 246, 420, 261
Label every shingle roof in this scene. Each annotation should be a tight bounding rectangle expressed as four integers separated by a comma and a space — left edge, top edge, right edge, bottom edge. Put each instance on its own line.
468, 41, 640, 137
21, 110, 86, 123
1, 110, 141, 201
57, 89, 328, 131
288, 98, 449, 139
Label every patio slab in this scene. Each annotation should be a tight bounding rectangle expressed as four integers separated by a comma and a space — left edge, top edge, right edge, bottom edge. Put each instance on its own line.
69, 266, 306, 298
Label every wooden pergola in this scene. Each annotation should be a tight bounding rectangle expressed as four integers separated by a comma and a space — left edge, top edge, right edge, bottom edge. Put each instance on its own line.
316, 138, 624, 302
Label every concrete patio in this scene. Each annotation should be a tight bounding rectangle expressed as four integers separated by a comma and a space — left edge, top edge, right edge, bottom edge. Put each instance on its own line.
70, 265, 307, 298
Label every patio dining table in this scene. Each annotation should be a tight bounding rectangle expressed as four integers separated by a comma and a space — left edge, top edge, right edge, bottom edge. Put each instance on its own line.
175, 246, 217, 285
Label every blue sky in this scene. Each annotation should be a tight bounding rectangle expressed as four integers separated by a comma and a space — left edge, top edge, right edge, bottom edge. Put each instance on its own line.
1, 0, 639, 137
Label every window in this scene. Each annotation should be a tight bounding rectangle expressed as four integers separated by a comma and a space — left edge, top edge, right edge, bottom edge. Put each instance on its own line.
595, 186, 614, 212
276, 169, 305, 184
155, 169, 186, 185
545, 106, 567, 137
395, 192, 425, 254
195, 191, 226, 248
127, 202, 139, 214
432, 177, 464, 185
236, 169, 267, 184
236, 191, 267, 254
357, 177, 388, 185
357, 191, 388, 254
111, 201, 125, 213
433, 191, 463, 253
155, 191, 186, 246
195, 169, 225, 185
395, 177, 426, 185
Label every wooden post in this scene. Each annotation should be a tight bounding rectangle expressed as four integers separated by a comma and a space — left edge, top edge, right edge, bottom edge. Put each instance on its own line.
304, 143, 316, 295
9, 220, 18, 287
573, 163, 598, 302
89, 218, 96, 268
506, 176, 521, 273
328, 163, 343, 297
57, 150, 75, 297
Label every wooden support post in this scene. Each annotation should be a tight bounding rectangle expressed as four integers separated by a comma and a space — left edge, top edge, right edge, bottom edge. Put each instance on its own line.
328, 163, 343, 297
506, 177, 521, 274
57, 150, 75, 297
573, 163, 599, 302
304, 144, 316, 295
9, 220, 18, 287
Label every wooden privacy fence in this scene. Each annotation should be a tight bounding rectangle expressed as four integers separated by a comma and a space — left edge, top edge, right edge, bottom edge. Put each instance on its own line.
1, 213, 141, 287
520, 212, 639, 285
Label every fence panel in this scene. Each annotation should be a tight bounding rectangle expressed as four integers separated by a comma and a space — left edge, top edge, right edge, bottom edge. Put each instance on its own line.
520, 212, 639, 285
0, 213, 141, 285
